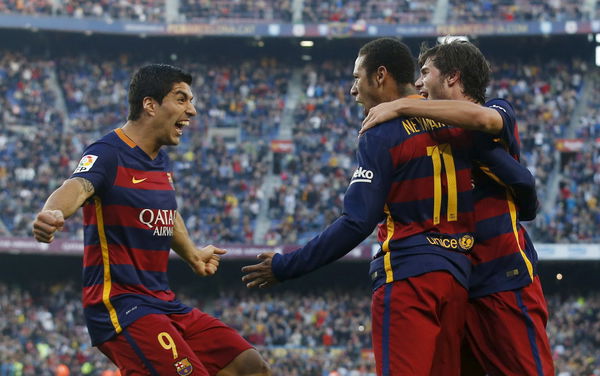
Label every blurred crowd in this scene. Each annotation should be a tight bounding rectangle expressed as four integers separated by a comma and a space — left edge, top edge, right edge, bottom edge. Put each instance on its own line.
485, 59, 592, 242
448, 0, 590, 24
2, 52, 290, 244
0, 281, 598, 375
509, 61, 600, 243
0, 0, 595, 23
180, 0, 293, 22
1, 49, 598, 244
301, 0, 436, 24
0, 0, 164, 22
265, 61, 359, 245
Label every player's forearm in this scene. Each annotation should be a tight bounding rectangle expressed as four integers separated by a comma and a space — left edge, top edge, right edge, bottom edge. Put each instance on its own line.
397, 99, 503, 134
42, 178, 95, 219
171, 212, 199, 264
272, 215, 374, 281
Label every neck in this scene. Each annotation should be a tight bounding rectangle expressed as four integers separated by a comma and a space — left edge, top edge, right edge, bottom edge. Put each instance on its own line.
398, 83, 417, 98
121, 120, 161, 159
381, 83, 416, 102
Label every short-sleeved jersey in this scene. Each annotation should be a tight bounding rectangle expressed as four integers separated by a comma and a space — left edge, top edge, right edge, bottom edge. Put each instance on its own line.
271, 113, 476, 291
468, 98, 538, 298
71, 129, 190, 346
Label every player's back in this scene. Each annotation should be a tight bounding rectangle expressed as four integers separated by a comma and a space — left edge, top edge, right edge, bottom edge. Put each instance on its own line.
367, 116, 475, 290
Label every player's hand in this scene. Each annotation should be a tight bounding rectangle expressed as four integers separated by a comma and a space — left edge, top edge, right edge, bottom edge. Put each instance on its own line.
32, 210, 64, 243
360, 100, 402, 135
241, 252, 279, 288
190, 245, 227, 276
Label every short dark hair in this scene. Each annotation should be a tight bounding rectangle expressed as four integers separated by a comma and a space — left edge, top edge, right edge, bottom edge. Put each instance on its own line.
418, 39, 490, 104
128, 64, 193, 121
358, 38, 415, 85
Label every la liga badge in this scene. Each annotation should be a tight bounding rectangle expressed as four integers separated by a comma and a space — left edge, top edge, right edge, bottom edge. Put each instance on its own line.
73, 155, 98, 173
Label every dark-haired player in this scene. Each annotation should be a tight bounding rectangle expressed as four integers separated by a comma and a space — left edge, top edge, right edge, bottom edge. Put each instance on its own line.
33, 64, 271, 376
361, 40, 554, 376
243, 38, 479, 375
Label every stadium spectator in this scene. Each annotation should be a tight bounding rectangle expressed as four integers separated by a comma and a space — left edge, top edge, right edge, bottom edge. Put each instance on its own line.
179, 0, 292, 22
0, 0, 164, 22
1, 280, 599, 375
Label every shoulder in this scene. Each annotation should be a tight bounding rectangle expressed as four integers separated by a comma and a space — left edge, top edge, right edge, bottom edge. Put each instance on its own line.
76, 134, 121, 169
361, 117, 406, 144
85, 131, 123, 152
485, 98, 515, 115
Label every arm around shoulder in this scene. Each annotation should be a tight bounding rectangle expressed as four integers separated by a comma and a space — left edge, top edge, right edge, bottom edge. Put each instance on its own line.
362, 98, 504, 135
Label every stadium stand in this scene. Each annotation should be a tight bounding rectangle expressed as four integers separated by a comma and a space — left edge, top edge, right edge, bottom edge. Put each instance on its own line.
0, 1, 599, 373
179, 0, 293, 22
0, 279, 598, 375
0, 46, 595, 245
301, 0, 436, 24
265, 60, 358, 244
447, 0, 591, 24
0, 0, 594, 23
0, 0, 165, 22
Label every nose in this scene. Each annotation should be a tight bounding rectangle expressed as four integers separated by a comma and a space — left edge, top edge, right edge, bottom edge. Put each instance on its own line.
187, 102, 197, 117
350, 82, 358, 97
415, 76, 423, 89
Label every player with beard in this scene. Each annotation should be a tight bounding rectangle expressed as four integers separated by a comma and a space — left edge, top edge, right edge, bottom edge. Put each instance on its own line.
33, 64, 271, 376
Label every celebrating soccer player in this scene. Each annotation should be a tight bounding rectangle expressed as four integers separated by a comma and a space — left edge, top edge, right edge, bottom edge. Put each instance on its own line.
243, 38, 484, 375
32, 64, 271, 376
360, 39, 554, 376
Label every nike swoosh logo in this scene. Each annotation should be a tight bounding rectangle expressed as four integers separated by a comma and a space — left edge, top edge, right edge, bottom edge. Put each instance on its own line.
132, 177, 147, 184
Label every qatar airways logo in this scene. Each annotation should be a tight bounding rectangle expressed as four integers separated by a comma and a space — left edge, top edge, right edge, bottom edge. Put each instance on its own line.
350, 166, 374, 185
139, 209, 176, 236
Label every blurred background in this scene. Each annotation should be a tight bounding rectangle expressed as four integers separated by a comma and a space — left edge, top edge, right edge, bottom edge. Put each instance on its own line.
0, 1, 599, 375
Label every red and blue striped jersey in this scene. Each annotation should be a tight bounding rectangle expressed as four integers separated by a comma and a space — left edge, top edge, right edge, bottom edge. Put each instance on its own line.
272, 112, 477, 291
468, 98, 538, 298
71, 129, 190, 346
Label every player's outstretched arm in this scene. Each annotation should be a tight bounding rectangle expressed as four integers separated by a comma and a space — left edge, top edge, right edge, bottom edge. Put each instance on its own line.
360, 98, 503, 135
33, 177, 95, 243
172, 212, 227, 276
241, 252, 279, 288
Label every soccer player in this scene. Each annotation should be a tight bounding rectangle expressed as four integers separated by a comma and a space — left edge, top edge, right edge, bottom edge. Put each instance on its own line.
32, 64, 271, 376
242, 38, 479, 375
360, 40, 554, 376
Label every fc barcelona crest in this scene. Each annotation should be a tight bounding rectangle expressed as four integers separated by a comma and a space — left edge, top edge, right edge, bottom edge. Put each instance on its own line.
173, 357, 193, 376
459, 234, 475, 251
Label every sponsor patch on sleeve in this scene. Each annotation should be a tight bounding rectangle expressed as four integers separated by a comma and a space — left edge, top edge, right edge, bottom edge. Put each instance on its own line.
350, 166, 374, 185
73, 155, 98, 173
489, 104, 507, 113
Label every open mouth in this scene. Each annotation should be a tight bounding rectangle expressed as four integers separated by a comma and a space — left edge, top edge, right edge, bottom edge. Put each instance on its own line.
419, 91, 429, 99
175, 120, 189, 135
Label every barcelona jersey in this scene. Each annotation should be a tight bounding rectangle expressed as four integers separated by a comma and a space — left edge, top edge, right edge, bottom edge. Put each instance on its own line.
468, 98, 538, 298
71, 129, 190, 346
272, 115, 476, 291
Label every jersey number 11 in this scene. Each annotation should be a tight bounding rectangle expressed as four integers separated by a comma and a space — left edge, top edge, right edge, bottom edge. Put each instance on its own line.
427, 144, 458, 225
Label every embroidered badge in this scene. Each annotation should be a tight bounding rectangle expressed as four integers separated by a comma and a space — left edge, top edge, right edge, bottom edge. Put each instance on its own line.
174, 358, 193, 376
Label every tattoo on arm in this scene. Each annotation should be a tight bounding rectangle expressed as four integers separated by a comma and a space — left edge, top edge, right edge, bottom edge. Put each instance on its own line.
73, 177, 95, 194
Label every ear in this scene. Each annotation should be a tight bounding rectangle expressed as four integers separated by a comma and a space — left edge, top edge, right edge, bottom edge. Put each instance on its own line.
142, 97, 157, 117
375, 66, 387, 87
446, 70, 461, 87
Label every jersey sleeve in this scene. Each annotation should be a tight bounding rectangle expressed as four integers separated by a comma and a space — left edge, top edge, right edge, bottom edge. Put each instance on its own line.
271, 131, 394, 281
483, 98, 519, 155
70, 142, 118, 195
475, 144, 538, 221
